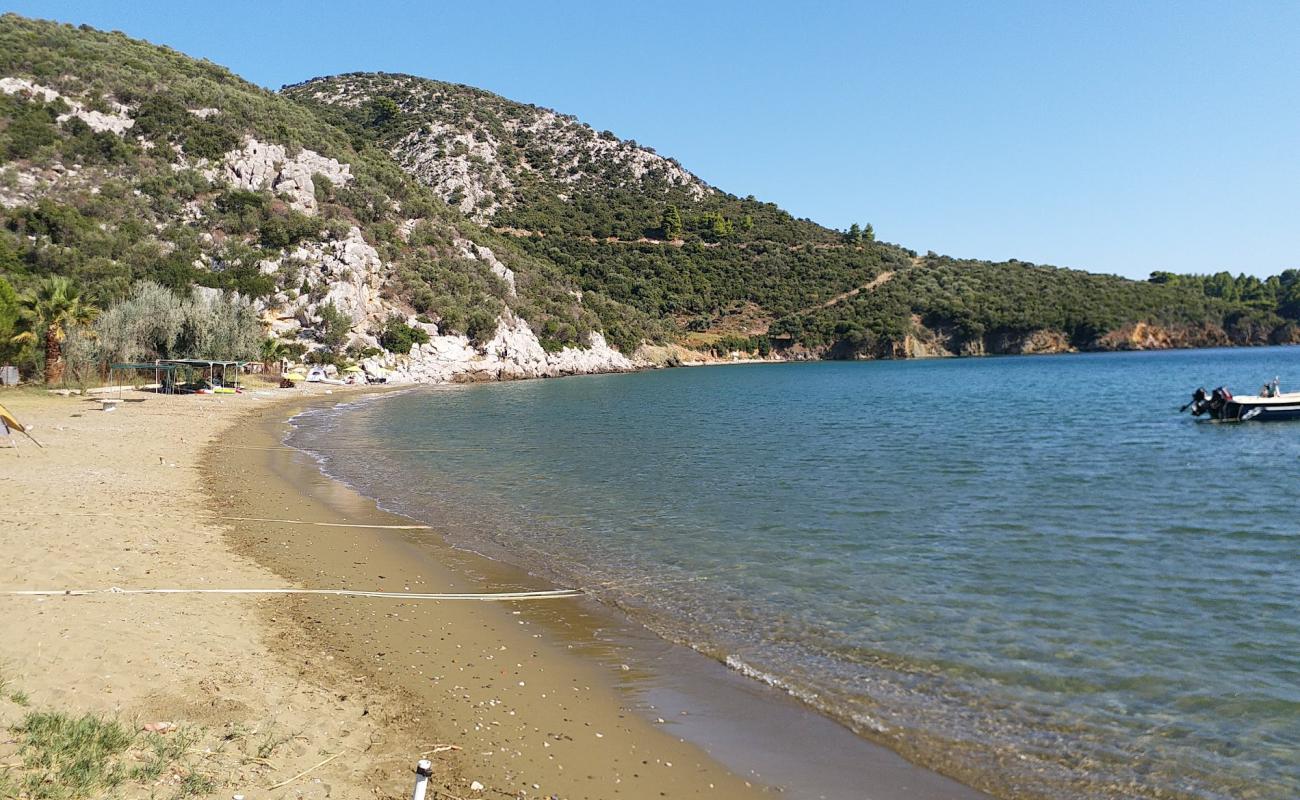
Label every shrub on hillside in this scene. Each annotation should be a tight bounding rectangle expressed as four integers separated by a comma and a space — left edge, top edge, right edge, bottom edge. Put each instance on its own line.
378, 316, 430, 354
315, 302, 352, 354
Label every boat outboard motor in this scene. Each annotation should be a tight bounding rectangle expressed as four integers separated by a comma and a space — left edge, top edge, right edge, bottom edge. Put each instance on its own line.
1204, 386, 1233, 419
1183, 386, 1231, 418
1182, 387, 1209, 415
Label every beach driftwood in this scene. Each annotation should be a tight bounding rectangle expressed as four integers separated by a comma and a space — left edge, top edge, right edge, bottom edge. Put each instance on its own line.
267, 749, 345, 790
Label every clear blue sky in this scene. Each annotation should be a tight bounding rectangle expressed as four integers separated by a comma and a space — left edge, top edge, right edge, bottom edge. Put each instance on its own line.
8, 1, 1299, 279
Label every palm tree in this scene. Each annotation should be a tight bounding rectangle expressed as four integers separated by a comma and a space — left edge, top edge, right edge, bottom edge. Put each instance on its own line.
12, 277, 97, 385
259, 336, 288, 373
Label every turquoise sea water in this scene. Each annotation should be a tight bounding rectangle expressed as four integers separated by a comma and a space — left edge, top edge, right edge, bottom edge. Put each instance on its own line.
289, 349, 1300, 800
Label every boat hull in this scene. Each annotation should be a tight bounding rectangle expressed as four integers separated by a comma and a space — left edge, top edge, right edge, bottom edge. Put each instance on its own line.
1216, 399, 1300, 422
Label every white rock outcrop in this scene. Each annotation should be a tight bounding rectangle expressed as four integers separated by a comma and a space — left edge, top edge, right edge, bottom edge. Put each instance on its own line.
270, 226, 387, 326
397, 125, 511, 218
208, 138, 353, 215
378, 314, 636, 384
257, 224, 636, 386
0, 77, 135, 135
300, 75, 712, 223
546, 331, 635, 375
0, 166, 42, 208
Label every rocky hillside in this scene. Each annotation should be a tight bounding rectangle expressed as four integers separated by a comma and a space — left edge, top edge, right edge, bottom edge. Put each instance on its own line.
286, 72, 1300, 358
0, 14, 661, 382
286, 73, 710, 224
3, 14, 1297, 386
284, 73, 923, 341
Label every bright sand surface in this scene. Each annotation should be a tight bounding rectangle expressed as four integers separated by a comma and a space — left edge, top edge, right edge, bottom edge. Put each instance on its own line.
0, 388, 431, 798
0, 387, 765, 799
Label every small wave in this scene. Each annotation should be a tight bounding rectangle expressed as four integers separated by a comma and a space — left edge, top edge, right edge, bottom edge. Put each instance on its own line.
723, 654, 891, 735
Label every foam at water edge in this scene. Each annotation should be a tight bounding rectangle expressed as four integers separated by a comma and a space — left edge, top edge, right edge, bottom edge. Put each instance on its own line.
723, 654, 890, 735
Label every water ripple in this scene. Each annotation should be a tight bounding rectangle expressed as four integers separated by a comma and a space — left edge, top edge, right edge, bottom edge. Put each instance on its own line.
290, 350, 1300, 800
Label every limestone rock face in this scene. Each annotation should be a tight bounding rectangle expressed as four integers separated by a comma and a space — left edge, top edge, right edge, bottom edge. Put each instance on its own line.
397, 125, 512, 218
292, 75, 713, 224
379, 314, 638, 384
251, 223, 639, 386
255, 225, 390, 349
0, 77, 135, 134
209, 138, 353, 215
283, 226, 386, 324
547, 332, 636, 375
0, 166, 43, 208
483, 314, 550, 379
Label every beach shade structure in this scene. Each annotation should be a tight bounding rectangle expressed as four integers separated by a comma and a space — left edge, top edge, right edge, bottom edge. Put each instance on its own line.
0, 402, 43, 454
109, 360, 247, 395
158, 359, 247, 392
109, 362, 183, 394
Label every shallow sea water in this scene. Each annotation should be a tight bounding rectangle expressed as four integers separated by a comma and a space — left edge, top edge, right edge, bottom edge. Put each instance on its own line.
290, 349, 1300, 799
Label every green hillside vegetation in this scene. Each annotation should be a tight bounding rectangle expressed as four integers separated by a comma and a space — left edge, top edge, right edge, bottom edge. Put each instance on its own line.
1149, 269, 1300, 318
284, 72, 1300, 355
284, 73, 920, 328
1, 15, 1297, 383
775, 256, 1300, 355
516, 236, 907, 327
0, 14, 659, 382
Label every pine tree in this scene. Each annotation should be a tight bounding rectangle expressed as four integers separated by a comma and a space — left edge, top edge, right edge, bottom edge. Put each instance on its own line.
864, 223, 875, 242
661, 205, 684, 240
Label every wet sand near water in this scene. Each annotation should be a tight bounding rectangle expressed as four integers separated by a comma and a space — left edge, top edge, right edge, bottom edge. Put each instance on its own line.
210, 389, 991, 800
209, 394, 770, 800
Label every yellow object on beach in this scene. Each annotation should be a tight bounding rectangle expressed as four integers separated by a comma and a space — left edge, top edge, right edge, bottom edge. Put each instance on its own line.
0, 402, 43, 450
0, 403, 26, 433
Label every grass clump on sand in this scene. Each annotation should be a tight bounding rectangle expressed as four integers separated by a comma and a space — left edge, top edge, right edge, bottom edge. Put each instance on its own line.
9, 712, 135, 799
1, 710, 212, 800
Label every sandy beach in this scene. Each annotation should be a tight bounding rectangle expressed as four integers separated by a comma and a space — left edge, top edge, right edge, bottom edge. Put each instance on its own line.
0, 386, 767, 799
0, 383, 994, 800
0, 387, 432, 798
208, 390, 774, 800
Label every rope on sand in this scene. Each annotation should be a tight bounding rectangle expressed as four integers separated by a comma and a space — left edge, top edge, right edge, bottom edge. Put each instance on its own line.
223, 444, 491, 453
223, 516, 430, 530
42, 511, 431, 530
0, 586, 583, 601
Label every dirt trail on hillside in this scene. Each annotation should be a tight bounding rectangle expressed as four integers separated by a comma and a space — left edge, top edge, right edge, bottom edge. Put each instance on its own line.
799, 270, 896, 314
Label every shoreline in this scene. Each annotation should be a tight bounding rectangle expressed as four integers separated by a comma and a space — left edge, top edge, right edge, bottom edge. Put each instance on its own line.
206, 388, 771, 800
210, 384, 990, 800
